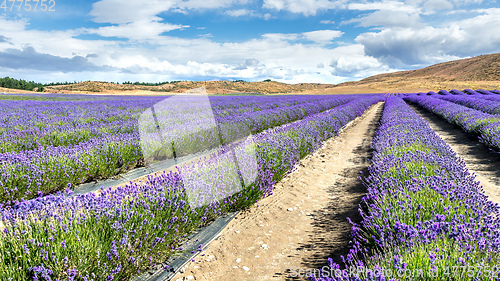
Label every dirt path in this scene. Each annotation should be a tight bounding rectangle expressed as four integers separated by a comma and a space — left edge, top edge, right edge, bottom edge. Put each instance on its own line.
408, 103, 500, 205
172, 102, 384, 281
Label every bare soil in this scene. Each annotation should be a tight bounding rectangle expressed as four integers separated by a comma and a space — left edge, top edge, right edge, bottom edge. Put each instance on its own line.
408, 103, 500, 204
171, 102, 384, 281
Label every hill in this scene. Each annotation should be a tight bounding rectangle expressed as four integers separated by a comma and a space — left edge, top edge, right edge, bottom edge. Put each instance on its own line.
307, 53, 500, 95
44, 80, 334, 95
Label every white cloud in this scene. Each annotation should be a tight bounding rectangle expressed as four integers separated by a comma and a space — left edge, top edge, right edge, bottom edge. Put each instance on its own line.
345, 10, 423, 28
328, 44, 394, 78
176, 0, 249, 11
348, 1, 421, 13
225, 9, 272, 19
0, 16, 28, 33
90, 0, 248, 24
344, 1, 425, 28
263, 0, 345, 16
355, 8, 500, 67
0, 16, 117, 58
0, 16, 358, 84
86, 20, 188, 40
302, 30, 343, 44
450, 0, 484, 5
226, 9, 252, 17
356, 26, 462, 66
423, 0, 454, 12
260, 30, 343, 45
261, 33, 300, 42
320, 20, 335, 24
90, 0, 176, 24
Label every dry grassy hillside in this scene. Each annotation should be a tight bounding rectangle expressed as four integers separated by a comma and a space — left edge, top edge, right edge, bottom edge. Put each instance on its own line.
363, 53, 500, 82
45, 80, 334, 95
308, 53, 500, 94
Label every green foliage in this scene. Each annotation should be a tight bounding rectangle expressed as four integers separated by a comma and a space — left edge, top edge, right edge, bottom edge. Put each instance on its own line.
0, 76, 44, 91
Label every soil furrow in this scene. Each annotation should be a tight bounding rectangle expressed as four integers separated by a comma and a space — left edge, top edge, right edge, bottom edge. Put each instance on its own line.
171, 102, 384, 281
408, 103, 500, 205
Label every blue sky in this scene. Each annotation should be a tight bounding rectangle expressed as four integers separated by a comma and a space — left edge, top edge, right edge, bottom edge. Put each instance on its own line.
0, 0, 499, 84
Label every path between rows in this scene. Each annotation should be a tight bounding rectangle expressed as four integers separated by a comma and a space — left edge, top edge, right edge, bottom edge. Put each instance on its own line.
408, 103, 500, 205
172, 102, 384, 281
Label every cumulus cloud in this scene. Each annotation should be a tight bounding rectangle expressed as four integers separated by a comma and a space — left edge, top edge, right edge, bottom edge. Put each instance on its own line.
328, 44, 393, 77
0, 35, 8, 43
0, 46, 114, 72
356, 26, 464, 67
348, 5, 500, 67
234, 59, 260, 70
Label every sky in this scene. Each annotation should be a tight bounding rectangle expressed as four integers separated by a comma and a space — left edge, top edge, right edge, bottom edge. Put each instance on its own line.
0, 0, 499, 84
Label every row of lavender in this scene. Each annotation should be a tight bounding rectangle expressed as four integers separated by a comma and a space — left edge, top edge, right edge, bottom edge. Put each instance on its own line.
417, 89, 500, 115
0, 95, 384, 280
0, 94, 356, 204
1, 94, 346, 153
403, 94, 500, 151
0, 95, 347, 155
311, 96, 500, 281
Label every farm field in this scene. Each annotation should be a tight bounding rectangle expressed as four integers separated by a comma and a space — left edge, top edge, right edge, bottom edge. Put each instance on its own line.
0, 90, 499, 281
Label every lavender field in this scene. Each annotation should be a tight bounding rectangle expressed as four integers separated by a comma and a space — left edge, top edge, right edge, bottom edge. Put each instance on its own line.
1, 91, 499, 280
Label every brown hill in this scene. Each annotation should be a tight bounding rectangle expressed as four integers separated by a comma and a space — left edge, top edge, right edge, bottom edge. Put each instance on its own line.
45, 80, 334, 95
363, 53, 500, 82
308, 53, 500, 95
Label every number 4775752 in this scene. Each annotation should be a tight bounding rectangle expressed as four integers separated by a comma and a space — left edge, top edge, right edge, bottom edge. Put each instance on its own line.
1, 0, 55, 12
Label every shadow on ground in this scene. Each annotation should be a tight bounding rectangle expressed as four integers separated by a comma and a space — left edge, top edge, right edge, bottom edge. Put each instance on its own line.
281, 105, 383, 280
408, 103, 500, 186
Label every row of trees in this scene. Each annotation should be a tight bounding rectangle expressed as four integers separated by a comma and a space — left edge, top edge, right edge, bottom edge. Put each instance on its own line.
0, 77, 44, 92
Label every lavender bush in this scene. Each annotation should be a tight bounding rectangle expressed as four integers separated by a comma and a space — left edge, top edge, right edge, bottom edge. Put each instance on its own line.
0, 95, 383, 280
310, 96, 500, 281
432, 94, 500, 115
0, 94, 356, 204
404, 94, 500, 151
